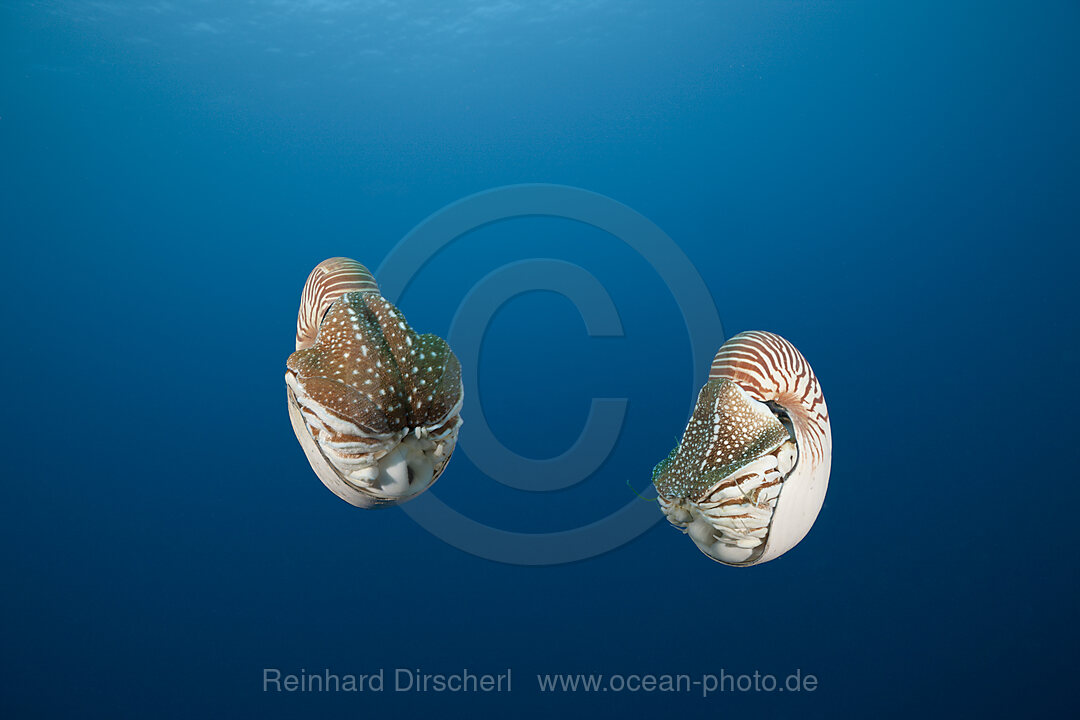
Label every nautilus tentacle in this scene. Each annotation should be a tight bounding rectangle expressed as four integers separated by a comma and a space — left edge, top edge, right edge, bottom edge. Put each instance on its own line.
285, 257, 463, 508
652, 331, 831, 566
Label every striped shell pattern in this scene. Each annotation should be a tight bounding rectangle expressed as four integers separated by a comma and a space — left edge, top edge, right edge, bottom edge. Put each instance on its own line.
285, 257, 464, 508
652, 331, 831, 565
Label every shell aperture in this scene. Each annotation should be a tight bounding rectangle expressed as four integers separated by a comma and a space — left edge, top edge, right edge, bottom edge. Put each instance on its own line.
652, 331, 831, 566
286, 258, 463, 508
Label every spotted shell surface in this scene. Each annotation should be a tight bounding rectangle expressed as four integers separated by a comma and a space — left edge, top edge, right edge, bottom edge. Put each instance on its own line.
285, 258, 463, 508
652, 378, 790, 501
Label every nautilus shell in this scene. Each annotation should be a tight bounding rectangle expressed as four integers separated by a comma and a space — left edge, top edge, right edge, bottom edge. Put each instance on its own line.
652, 331, 831, 566
285, 257, 463, 508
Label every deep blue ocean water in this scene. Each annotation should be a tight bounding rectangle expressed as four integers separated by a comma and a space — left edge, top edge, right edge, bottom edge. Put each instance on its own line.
2, 1, 1078, 717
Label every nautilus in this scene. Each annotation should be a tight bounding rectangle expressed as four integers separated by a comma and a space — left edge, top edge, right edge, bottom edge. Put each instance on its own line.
651, 331, 831, 566
285, 257, 464, 508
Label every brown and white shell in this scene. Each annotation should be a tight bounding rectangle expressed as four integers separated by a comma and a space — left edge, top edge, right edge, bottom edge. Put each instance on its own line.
652, 331, 831, 565
285, 257, 463, 508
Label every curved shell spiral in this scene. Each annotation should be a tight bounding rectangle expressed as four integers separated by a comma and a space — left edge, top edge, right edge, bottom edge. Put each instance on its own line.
286, 257, 463, 508
652, 331, 831, 566
295, 257, 380, 351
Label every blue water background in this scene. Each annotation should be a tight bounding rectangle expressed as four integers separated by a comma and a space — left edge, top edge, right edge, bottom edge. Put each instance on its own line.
2, 1, 1078, 717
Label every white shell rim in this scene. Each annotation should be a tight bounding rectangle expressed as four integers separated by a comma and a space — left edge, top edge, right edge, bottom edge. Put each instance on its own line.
286, 384, 458, 509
